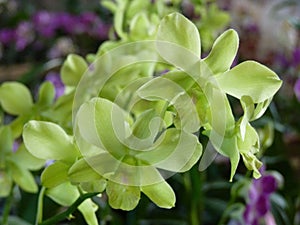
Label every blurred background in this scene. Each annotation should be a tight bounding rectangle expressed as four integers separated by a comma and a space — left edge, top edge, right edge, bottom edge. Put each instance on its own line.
0, 0, 299, 224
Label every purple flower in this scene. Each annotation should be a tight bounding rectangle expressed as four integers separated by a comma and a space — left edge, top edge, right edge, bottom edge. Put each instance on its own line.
90, 21, 110, 40
78, 12, 98, 32
33, 11, 57, 37
15, 21, 34, 51
294, 78, 300, 102
73, 12, 110, 39
45, 72, 65, 99
292, 48, 300, 67
264, 212, 277, 225
55, 12, 77, 34
275, 53, 290, 68
244, 23, 259, 33
276, 47, 300, 69
243, 170, 278, 225
0, 28, 16, 45
12, 141, 20, 153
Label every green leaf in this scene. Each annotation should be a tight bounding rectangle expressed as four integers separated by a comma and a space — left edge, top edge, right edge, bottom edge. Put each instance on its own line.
23, 121, 79, 163
203, 29, 239, 74
61, 54, 88, 86
106, 181, 140, 210
157, 12, 201, 57
37, 81, 55, 107
0, 82, 33, 115
41, 161, 70, 188
216, 61, 282, 103
141, 180, 175, 209
68, 158, 103, 183
8, 160, 38, 193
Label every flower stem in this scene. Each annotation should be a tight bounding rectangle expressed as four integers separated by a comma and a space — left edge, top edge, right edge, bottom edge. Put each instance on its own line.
186, 166, 205, 225
38, 192, 99, 225
35, 186, 46, 225
2, 184, 14, 225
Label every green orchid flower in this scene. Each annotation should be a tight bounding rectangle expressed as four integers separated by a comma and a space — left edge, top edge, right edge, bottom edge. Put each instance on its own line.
0, 81, 55, 138
23, 121, 101, 225
20, 10, 282, 224
0, 126, 44, 197
137, 12, 282, 180
73, 97, 202, 210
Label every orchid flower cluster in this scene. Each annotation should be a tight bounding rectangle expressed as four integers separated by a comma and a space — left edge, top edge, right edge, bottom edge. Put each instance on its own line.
0, 1, 282, 225
243, 169, 278, 225
0, 10, 110, 63
226, 166, 280, 225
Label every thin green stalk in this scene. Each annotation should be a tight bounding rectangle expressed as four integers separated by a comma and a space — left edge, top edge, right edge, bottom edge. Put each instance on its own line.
35, 186, 46, 225
39, 192, 99, 225
191, 201, 199, 225
185, 166, 205, 225
2, 184, 14, 225
183, 173, 197, 225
